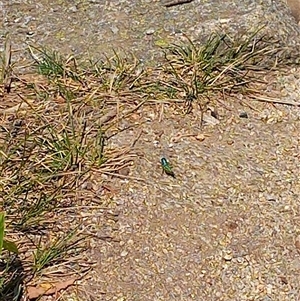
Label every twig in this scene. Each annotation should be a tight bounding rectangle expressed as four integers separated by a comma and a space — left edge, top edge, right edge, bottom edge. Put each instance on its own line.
161, 0, 194, 7
131, 129, 143, 148
249, 95, 300, 106
3, 35, 12, 93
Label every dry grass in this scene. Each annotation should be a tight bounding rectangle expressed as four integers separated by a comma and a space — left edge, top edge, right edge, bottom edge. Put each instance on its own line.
0, 29, 298, 300
0, 40, 138, 300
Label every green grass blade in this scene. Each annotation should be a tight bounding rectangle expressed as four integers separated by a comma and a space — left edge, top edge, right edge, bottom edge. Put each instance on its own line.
2, 239, 18, 254
0, 212, 4, 256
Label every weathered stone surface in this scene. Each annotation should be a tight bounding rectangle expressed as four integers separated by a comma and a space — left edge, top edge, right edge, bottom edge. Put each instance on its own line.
286, 0, 300, 22
1, 0, 300, 62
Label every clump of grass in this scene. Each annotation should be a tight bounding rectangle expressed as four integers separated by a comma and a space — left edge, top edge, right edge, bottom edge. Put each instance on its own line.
29, 45, 146, 95
28, 45, 81, 81
0, 109, 104, 299
33, 226, 84, 274
164, 32, 265, 92
1, 45, 136, 300
154, 29, 296, 113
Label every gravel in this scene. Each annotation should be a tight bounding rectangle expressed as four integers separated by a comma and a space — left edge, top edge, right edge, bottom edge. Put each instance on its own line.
84, 97, 299, 300
2, 0, 300, 300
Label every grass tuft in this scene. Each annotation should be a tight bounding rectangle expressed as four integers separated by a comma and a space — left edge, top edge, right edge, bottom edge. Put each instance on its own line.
33, 226, 84, 274
159, 30, 288, 114
1, 44, 135, 300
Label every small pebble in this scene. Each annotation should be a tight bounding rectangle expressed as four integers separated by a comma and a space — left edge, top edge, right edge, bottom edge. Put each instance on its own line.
69, 6, 77, 12
146, 28, 155, 35
239, 112, 248, 118
120, 250, 128, 257
223, 250, 233, 261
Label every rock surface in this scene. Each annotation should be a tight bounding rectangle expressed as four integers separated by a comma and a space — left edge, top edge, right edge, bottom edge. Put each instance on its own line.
2, 0, 300, 63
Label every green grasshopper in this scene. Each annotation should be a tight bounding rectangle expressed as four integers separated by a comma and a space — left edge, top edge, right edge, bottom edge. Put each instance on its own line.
161, 157, 175, 178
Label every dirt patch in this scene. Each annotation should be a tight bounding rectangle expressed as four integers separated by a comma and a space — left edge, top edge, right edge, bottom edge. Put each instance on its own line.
80, 99, 300, 300
1, 1, 300, 300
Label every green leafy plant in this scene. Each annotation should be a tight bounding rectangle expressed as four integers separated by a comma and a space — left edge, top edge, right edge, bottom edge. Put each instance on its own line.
0, 212, 18, 255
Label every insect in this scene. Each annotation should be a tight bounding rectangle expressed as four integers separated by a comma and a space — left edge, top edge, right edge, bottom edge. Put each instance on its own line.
161, 157, 175, 178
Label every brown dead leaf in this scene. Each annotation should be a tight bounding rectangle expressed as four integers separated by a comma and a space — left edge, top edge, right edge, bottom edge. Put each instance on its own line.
27, 278, 76, 299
